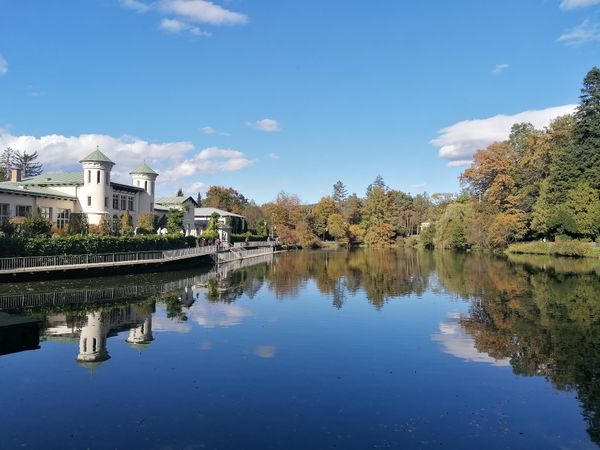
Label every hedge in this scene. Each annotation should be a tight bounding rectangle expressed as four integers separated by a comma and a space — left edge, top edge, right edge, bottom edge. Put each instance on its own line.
506, 240, 599, 258
231, 233, 269, 243
0, 234, 197, 258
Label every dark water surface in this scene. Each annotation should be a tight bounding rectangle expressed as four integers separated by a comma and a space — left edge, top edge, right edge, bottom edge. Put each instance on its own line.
0, 249, 599, 449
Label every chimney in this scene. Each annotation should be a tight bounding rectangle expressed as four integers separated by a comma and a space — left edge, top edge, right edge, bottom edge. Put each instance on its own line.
11, 169, 22, 182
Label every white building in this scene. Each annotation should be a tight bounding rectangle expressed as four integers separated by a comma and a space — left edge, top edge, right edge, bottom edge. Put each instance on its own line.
154, 196, 198, 235
194, 207, 246, 243
0, 147, 158, 231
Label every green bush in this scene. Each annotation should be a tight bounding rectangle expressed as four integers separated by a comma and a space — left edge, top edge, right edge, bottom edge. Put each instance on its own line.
231, 233, 268, 243
507, 240, 594, 258
0, 234, 197, 257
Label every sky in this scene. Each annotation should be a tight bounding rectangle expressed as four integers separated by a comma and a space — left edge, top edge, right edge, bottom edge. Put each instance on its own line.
0, 0, 599, 203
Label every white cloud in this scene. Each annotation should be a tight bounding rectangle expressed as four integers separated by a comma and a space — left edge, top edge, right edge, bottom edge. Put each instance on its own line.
159, 0, 248, 25
120, 0, 151, 13
558, 19, 600, 45
431, 104, 577, 167
0, 55, 7, 75
268, 152, 280, 160
447, 160, 474, 168
492, 63, 509, 75
560, 0, 600, 10
187, 181, 209, 193
431, 313, 510, 367
187, 301, 250, 328
252, 345, 277, 359
159, 18, 210, 36
0, 132, 254, 187
120, 0, 247, 38
201, 125, 229, 136
160, 146, 254, 181
248, 118, 281, 132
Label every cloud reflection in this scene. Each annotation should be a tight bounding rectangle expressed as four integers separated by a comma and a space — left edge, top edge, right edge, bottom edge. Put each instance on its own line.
432, 313, 510, 367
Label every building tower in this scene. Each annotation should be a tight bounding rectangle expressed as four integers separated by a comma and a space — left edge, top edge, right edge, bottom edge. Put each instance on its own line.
76, 311, 110, 369
79, 146, 115, 225
130, 162, 158, 212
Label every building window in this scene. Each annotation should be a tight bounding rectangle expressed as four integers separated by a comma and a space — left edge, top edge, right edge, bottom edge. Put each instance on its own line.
87, 196, 92, 206
56, 209, 71, 229
105, 197, 108, 208
87, 170, 91, 183
0, 203, 9, 225
113, 195, 119, 209
97, 170, 101, 184
16, 205, 32, 217
127, 197, 134, 211
39, 207, 53, 220
120, 196, 126, 210
144, 181, 148, 191
136, 180, 140, 187
112, 214, 119, 233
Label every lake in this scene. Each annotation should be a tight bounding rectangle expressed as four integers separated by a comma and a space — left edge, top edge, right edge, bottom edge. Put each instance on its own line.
0, 249, 599, 449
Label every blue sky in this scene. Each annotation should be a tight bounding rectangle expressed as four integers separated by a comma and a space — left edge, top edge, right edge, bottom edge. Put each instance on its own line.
1, 0, 599, 203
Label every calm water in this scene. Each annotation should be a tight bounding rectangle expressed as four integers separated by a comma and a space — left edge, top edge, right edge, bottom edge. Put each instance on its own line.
0, 249, 599, 450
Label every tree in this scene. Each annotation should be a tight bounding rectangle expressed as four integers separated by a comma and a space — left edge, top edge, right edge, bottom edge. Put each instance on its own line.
13, 150, 43, 177
366, 175, 386, 195
0, 147, 15, 181
564, 183, 600, 238
434, 202, 471, 250
327, 213, 348, 241
242, 201, 265, 233
204, 186, 248, 214
196, 192, 202, 206
166, 208, 184, 233
120, 210, 133, 235
176, 188, 184, 197
262, 191, 304, 231
573, 66, 600, 190
137, 212, 157, 233
67, 213, 89, 235
294, 220, 320, 248
332, 180, 348, 204
342, 194, 362, 224
312, 196, 339, 238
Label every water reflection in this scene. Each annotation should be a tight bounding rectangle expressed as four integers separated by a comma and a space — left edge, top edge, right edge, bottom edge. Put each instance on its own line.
0, 249, 599, 447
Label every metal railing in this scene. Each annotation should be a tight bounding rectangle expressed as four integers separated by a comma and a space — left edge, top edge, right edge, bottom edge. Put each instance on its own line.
232, 241, 276, 249
0, 245, 218, 273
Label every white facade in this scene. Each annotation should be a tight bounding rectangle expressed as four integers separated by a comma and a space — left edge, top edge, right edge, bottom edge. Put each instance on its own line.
0, 148, 159, 230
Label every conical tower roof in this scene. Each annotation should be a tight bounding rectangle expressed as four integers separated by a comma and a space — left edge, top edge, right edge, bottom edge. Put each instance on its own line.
130, 161, 158, 176
79, 146, 114, 165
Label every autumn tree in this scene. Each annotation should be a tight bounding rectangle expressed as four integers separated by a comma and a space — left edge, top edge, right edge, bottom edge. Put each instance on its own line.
204, 186, 249, 214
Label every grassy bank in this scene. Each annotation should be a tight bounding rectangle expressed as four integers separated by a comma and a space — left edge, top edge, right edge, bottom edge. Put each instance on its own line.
507, 240, 600, 258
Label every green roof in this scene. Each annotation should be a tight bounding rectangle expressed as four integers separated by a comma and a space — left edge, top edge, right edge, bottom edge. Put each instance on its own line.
155, 196, 198, 207
130, 161, 158, 175
79, 148, 114, 164
0, 182, 78, 200
21, 172, 84, 186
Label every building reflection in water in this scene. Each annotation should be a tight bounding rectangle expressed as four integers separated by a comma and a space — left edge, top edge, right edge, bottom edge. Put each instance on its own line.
42, 302, 155, 371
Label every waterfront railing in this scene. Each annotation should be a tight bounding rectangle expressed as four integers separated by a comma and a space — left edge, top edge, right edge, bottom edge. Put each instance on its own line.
0, 245, 218, 274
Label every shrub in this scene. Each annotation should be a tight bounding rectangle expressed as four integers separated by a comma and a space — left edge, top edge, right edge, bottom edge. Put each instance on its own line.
19, 215, 52, 238
67, 213, 88, 236
137, 212, 157, 234
0, 234, 197, 257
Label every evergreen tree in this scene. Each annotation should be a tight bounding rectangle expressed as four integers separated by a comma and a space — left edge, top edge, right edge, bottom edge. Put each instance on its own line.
332, 180, 348, 204
13, 150, 43, 177
0, 147, 15, 181
573, 66, 600, 190
176, 188, 184, 197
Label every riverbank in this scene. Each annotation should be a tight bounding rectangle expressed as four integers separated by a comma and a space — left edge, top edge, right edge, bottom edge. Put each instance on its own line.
506, 240, 600, 258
